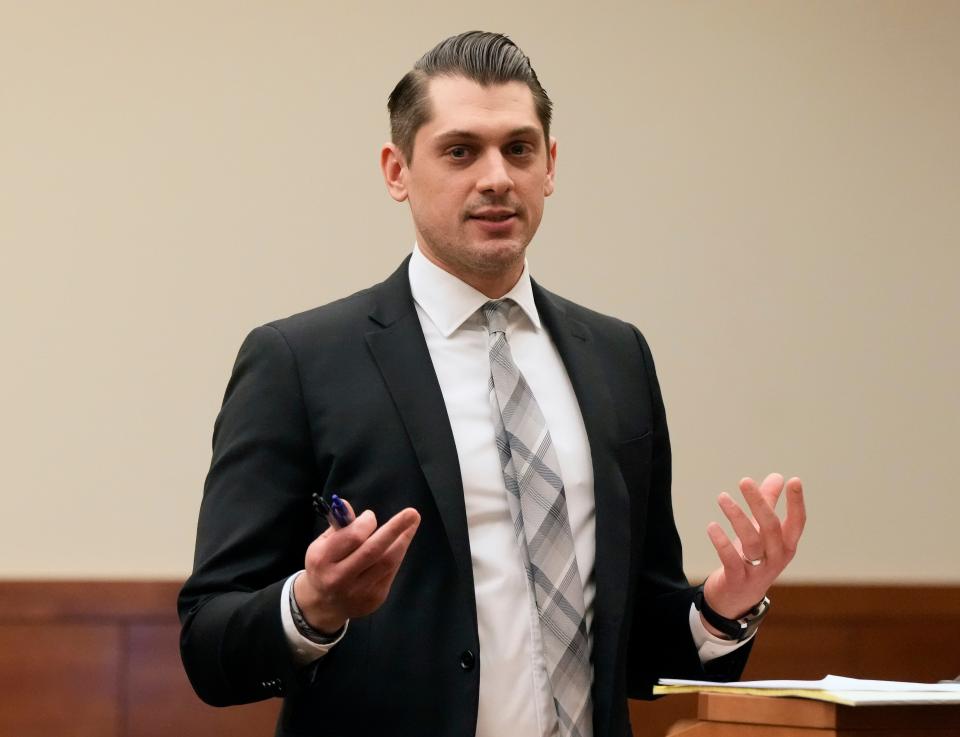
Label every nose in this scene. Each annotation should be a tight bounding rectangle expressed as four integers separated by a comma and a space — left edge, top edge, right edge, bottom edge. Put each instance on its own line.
475, 151, 514, 195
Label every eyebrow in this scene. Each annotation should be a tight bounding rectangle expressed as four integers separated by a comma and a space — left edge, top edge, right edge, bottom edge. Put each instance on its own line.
432, 126, 542, 146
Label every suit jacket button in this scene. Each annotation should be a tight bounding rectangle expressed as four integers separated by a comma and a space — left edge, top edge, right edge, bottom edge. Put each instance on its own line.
459, 650, 476, 671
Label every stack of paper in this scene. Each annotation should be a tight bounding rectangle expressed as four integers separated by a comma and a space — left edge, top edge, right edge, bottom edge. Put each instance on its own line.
653, 675, 960, 706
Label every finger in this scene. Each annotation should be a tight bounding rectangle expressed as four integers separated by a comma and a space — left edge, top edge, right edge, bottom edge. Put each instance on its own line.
739, 479, 784, 559
354, 515, 420, 589
739, 474, 784, 517
321, 509, 379, 562
739, 473, 783, 511
781, 477, 806, 552
717, 492, 762, 559
706, 521, 746, 583
755, 472, 785, 511
339, 508, 421, 579
343, 516, 421, 616
358, 509, 420, 577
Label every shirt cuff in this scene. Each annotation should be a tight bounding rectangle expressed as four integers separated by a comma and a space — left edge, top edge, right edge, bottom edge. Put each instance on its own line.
281, 571, 349, 666
688, 602, 755, 662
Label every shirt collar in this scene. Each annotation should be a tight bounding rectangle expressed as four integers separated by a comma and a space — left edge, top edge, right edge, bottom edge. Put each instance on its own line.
408, 243, 542, 338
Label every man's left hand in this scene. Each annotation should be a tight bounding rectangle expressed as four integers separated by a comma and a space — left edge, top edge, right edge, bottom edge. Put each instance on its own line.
702, 473, 806, 623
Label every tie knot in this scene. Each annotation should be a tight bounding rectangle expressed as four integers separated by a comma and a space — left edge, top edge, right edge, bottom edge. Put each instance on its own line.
480, 299, 511, 336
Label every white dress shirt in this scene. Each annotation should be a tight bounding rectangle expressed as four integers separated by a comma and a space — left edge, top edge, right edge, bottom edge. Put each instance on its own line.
281, 245, 750, 736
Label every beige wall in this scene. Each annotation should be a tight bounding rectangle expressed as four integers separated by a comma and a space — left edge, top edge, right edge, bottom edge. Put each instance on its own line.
2, 1, 958, 581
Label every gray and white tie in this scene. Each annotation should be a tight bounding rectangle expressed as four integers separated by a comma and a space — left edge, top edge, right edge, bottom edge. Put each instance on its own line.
480, 299, 594, 737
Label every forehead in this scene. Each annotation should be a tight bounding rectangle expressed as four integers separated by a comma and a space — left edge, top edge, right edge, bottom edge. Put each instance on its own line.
419, 75, 541, 140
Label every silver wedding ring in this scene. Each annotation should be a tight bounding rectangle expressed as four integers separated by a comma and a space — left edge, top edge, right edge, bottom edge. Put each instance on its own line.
745, 557, 764, 567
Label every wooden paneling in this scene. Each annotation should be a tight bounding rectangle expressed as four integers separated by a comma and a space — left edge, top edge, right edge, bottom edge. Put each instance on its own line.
630, 584, 960, 736
692, 692, 960, 733
0, 624, 120, 737
747, 585, 960, 682
745, 624, 857, 679
631, 693, 700, 737
126, 623, 279, 737
0, 581, 957, 737
0, 581, 279, 737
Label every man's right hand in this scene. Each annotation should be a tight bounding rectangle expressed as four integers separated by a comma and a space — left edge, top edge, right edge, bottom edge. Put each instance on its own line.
293, 502, 421, 634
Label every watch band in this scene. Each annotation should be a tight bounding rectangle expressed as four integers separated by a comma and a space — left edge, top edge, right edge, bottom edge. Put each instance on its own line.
288, 574, 345, 644
694, 585, 770, 642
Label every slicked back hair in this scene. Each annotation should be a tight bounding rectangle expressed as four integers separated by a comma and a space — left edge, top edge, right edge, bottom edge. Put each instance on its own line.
387, 31, 553, 163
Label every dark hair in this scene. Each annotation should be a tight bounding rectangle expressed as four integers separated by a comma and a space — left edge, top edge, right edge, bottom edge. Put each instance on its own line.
387, 31, 553, 162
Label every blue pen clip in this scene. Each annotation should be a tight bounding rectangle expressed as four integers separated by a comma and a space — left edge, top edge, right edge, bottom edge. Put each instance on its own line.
312, 492, 353, 529
329, 494, 353, 528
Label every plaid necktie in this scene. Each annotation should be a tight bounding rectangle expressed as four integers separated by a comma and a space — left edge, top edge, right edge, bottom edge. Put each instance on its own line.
480, 299, 593, 737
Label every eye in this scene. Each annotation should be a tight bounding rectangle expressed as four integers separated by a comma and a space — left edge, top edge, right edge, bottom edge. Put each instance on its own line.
447, 146, 471, 160
507, 142, 533, 157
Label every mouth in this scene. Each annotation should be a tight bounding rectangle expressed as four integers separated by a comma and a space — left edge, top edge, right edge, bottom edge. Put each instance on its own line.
467, 209, 517, 223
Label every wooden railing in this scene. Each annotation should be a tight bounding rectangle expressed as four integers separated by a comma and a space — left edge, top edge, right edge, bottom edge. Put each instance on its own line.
1, 581, 957, 737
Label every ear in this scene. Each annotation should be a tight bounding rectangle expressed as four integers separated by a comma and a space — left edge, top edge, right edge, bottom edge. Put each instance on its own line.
381, 142, 409, 202
543, 136, 558, 197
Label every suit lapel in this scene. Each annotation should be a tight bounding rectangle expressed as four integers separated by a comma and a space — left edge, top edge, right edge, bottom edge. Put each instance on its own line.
532, 282, 632, 732
364, 259, 475, 593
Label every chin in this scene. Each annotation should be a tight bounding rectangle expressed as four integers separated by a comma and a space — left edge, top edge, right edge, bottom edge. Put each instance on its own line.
469, 240, 526, 272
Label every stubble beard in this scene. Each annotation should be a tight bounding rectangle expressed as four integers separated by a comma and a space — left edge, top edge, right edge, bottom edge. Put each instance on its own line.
418, 202, 533, 281
418, 218, 530, 285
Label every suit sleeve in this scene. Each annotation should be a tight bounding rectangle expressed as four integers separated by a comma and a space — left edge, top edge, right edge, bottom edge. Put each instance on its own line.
178, 324, 318, 706
625, 327, 752, 699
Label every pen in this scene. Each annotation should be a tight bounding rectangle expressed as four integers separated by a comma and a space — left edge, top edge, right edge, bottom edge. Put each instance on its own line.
330, 494, 353, 528
311, 492, 355, 529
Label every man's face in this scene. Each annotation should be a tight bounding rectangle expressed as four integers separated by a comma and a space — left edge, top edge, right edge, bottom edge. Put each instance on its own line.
383, 75, 557, 293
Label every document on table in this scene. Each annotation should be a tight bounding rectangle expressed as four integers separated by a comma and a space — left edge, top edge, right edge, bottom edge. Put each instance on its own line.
653, 675, 960, 706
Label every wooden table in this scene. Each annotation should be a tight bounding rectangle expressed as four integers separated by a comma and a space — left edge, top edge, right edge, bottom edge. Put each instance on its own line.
668, 693, 960, 737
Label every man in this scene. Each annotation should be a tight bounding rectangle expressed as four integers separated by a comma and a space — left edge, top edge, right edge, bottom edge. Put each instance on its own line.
179, 31, 805, 737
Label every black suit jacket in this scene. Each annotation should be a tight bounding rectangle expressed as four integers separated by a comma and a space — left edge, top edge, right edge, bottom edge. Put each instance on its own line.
178, 258, 750, 737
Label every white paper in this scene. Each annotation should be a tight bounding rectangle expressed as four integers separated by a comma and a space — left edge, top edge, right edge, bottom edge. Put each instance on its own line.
658, 674, 960, 693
